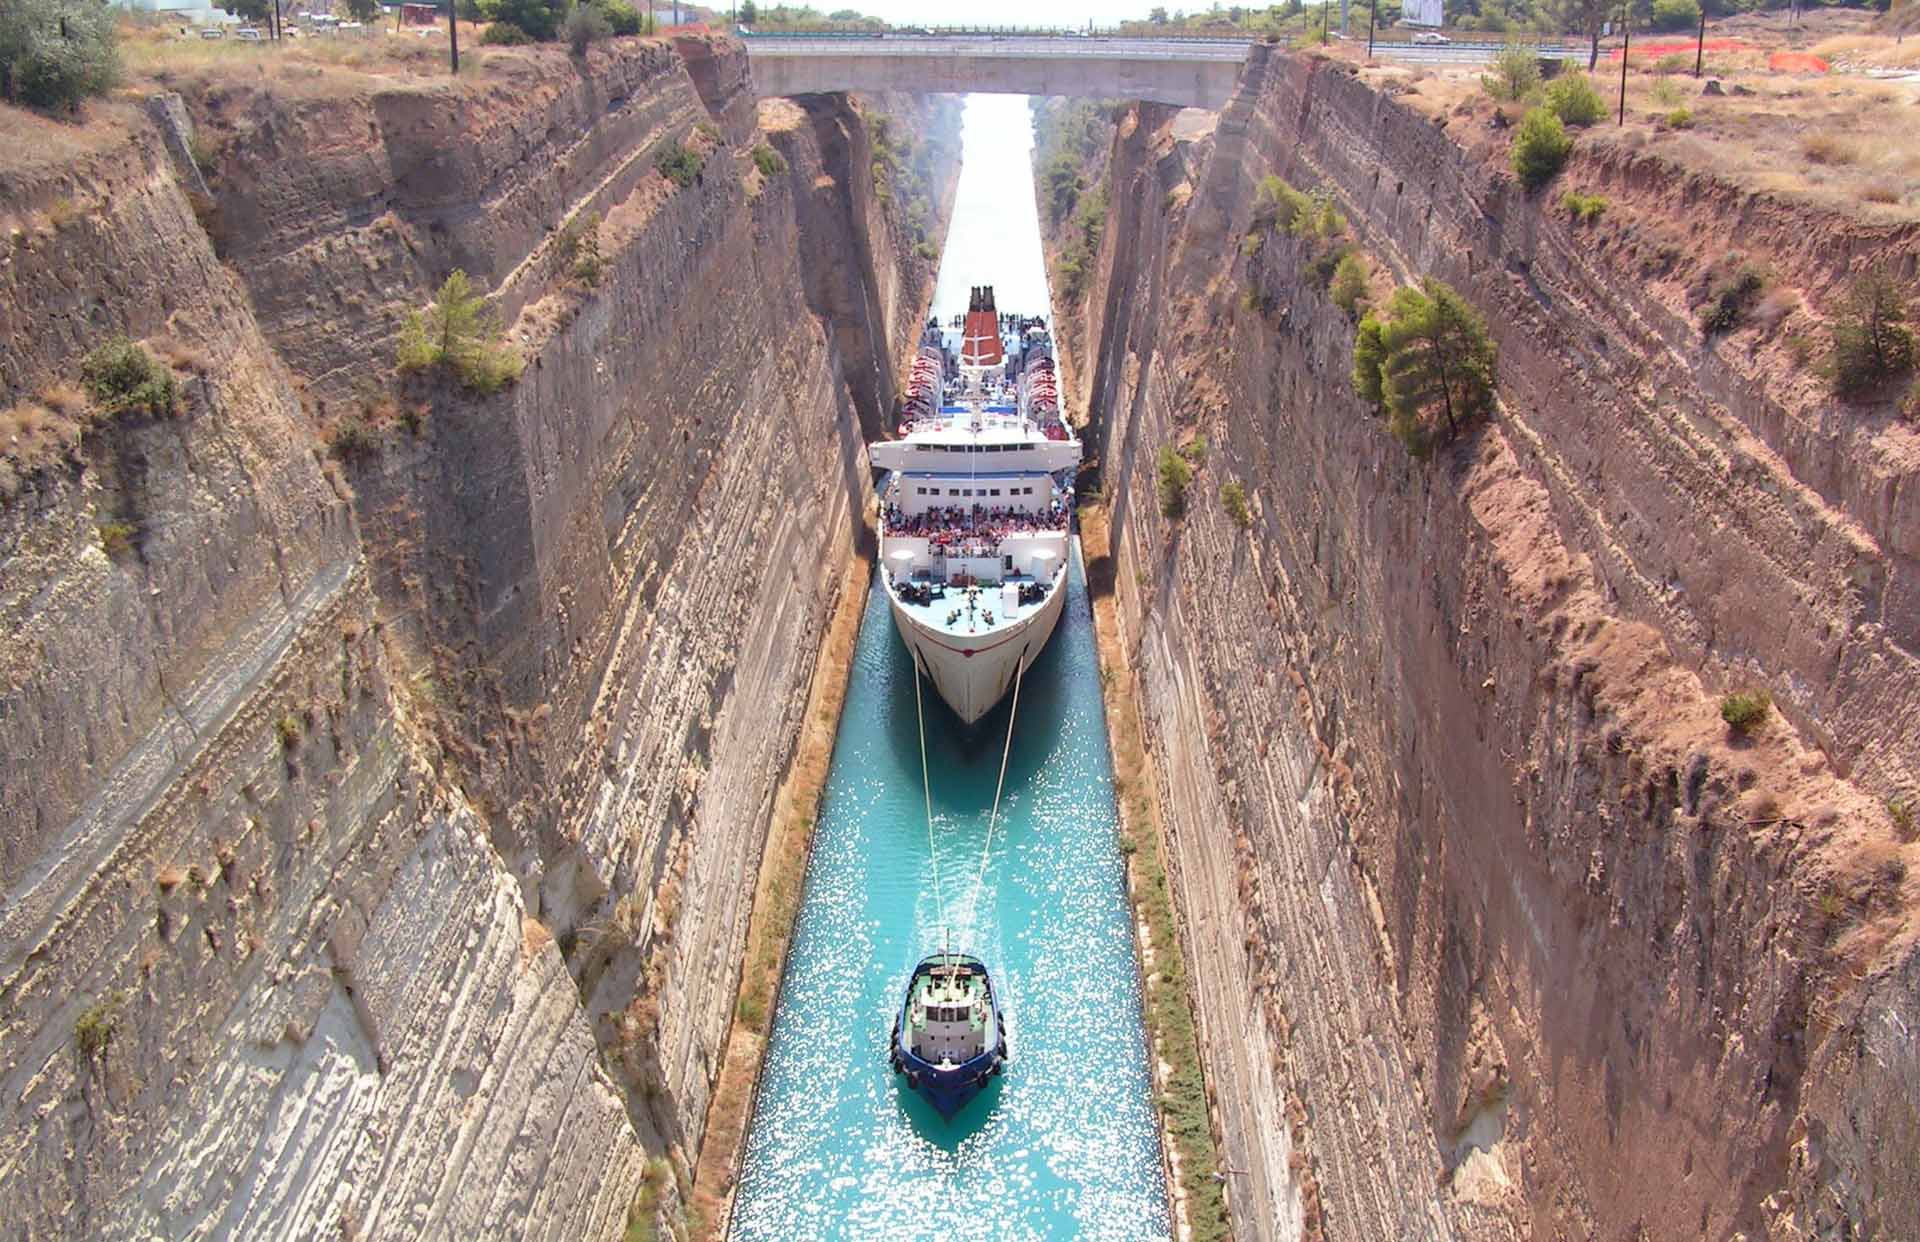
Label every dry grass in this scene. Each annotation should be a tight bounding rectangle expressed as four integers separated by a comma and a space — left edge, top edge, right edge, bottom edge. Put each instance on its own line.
686, 544, 872, 1238
1, 385, 96, 498
1809, 32, 1920, 70
1802, 132, 1861, 165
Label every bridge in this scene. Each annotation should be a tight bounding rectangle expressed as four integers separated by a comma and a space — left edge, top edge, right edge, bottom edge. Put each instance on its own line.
744, 35, 1251, 109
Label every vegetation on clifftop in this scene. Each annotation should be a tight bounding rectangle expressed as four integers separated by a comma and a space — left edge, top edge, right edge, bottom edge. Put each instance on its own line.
0, 0, 121, 112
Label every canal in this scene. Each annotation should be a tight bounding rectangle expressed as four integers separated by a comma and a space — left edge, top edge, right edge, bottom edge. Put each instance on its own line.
728, 95, 1172, 1241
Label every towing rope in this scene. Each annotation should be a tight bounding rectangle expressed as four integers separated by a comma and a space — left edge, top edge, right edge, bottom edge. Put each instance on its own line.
962, 651, 1025, 935
914, 653, 947, 956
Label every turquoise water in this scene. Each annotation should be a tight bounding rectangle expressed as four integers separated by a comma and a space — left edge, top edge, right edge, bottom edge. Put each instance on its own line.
729, 547, 1171, 1241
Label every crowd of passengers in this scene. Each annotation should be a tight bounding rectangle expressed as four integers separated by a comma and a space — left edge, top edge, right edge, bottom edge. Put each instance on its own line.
884, 502, 1067, 543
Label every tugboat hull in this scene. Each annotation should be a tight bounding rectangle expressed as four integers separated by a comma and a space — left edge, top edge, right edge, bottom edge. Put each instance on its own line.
890, 953, 1008, 1119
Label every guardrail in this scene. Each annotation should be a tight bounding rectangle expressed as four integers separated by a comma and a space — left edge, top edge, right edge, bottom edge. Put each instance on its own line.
740, 27, 1586, 52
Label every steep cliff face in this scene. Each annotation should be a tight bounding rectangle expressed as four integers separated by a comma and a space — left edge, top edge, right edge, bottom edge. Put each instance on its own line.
0, 37, 956, 1239
1050, 49, 1918, 1242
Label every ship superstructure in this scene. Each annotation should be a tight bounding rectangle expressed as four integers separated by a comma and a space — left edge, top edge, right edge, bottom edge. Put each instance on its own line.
872, 285, 1081, 724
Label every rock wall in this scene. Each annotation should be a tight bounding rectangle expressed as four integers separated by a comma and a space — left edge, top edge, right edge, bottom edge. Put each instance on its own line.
1050, 47, 1919, 1242
0, 36, 957, 1241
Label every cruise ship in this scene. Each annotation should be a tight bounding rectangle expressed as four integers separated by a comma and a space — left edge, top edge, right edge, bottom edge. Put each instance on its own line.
872, 286, 1082, 724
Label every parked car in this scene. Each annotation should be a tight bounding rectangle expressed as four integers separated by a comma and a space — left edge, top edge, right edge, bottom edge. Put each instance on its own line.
1412, 30, 1452, 44
234, 26, 263, 40
199, 25, 226, 38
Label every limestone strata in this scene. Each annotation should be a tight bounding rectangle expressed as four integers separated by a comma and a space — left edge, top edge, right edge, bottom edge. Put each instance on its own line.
1050, 48, 1918, 1241
0, 36, 957, 1240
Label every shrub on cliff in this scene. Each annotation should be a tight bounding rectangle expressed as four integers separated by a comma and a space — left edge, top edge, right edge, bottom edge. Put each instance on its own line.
656, 141, 705, 189
751, 142, 786, 178
81, 339, 177, 420
396, 270, 525, 395
1330, 251, 1371, 317
1719, 689, 1771, 734
0, 0, 121, 114
1352, 313, 1388, 412
1544, 72, 1606, 127
1253, 174, 1313, 236
1353, 280, 1499, 457
564, 3, 610, 53
1696, 261, 1768, 336
1156, 445, 1193, 518
1829, 268, 1916, 400
1511, 108, 1572, 192
1482, 43, 1542, 102
1219, 480, 1251, 530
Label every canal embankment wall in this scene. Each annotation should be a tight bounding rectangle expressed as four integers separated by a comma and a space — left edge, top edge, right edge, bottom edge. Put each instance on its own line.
1045, 46, 1920, 1242
0, 36, 955, 1239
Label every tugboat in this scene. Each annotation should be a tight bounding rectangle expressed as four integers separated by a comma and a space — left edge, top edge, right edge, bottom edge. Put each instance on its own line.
889, 951, 1008, 1119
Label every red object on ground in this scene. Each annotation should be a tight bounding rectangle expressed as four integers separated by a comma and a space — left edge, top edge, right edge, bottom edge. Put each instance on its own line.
1768, 50, 1830, 73
1608, 37, 1749, 60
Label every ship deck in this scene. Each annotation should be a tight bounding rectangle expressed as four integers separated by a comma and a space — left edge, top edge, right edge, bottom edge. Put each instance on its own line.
890, 578, 1053, 640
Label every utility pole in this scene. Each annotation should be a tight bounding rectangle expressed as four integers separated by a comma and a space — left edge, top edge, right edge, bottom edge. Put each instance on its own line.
1366, 0, 1376, 57
1694, 1, 1706, 76
448, 0, 459, 74
1617, 0, 1630, 125
1321, 0, 1329, 43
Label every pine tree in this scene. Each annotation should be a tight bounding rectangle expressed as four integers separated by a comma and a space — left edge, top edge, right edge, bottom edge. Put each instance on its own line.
1377, 280, 1499, 456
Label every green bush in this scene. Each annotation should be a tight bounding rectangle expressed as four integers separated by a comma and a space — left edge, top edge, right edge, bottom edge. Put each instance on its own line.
1219, 479, 1250, 529
1719, 689, 1771, 734
1511, 107, 1572, 192
75, 995, 119, 1060
1829, 268, 1915, 400
395, 270, 525, 395
1352, 313, 1387, 412
656, 141, 704, 189
485, 0, 566, 40
1157, 444, 1193, 518
1650, 77, 1686, 108
1561, 190, 1607, 222
1651, 0, 1700, 33
560, 212, 604, 287
1253, 174, 1313, 236
1304, 242, 1349, 291
914, 240, 938, 261
81, 339, 178, 419
1544, 72, 1605, 127
1178, 435, 1208, 467
564, 2, 610, 52
1697, 263, 1766, 336
0, 0, 122, 113
751, 142, 786, 178
1665, 107, 1693, 130
97, 520, 136, 557
1482, 43, 1542, 102
1330, 250, 1370, 317
1240, 231, 1264, 259
601, 0, 641, 35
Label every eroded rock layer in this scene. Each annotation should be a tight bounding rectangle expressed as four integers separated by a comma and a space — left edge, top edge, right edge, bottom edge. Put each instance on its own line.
1047, 49, 1919, 1242
0, 37, 956, 1240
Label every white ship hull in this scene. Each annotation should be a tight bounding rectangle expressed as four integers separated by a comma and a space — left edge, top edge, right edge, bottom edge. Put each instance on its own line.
889, 578, 1067, 725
